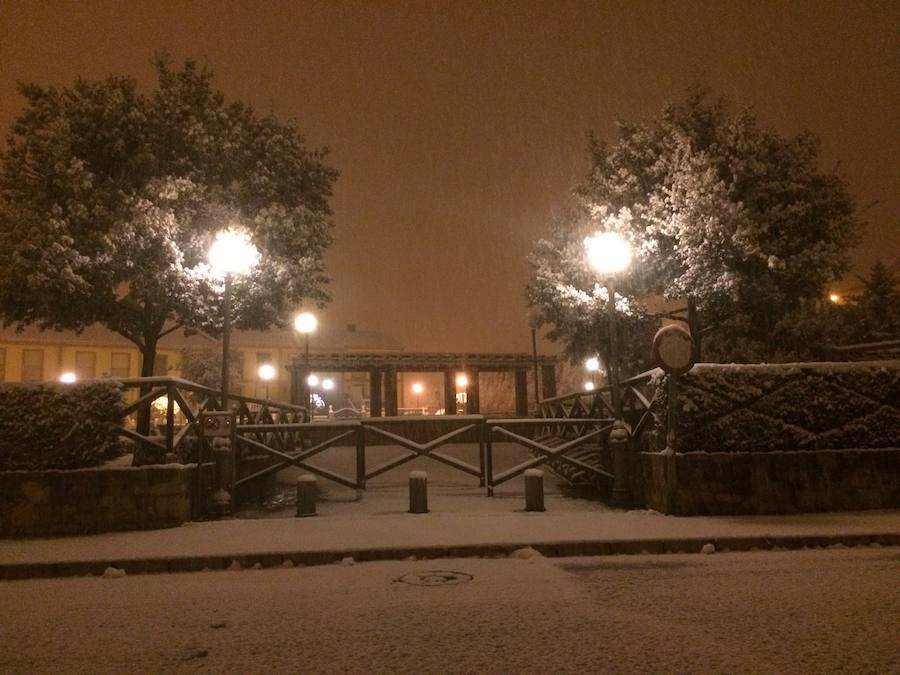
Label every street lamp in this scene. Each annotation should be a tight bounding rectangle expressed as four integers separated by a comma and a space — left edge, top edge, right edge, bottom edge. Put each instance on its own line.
584, 232, 632, 418
585, 230, 632, 508
209, 229, 258, 410
322, 378, 335, 391
294, 312, 318, 417
258, 363, 276, 400
59, 372, 77, 384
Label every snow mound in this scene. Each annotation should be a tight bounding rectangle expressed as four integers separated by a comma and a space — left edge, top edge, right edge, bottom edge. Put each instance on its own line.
510, 547, 543, 560
340, 556, 356, 566
701, 543, 716, 555
102, 566, 126, 578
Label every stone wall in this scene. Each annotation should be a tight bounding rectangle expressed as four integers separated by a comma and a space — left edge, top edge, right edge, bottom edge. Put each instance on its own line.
0, 464, 195, 537
641, 449, 900, 515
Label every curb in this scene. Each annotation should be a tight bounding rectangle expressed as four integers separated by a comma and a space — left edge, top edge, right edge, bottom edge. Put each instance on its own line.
1, 532, 898, 581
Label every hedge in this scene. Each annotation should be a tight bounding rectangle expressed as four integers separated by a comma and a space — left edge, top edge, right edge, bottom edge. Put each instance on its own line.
660, 362, 900, 452
0, 381, 126, 470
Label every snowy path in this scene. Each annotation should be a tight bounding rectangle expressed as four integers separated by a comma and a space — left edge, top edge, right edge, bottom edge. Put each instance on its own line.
0, 548, 896, 674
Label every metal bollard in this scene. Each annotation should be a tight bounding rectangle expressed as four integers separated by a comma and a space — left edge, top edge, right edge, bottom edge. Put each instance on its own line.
524, 469, 546, 512
610, 420, 632, 508
210, 440, 233, 518
296, 474, 317, 517
409, 470, 429, 514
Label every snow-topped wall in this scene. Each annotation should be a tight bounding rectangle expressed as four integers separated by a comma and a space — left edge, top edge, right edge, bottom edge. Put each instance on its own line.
666, 361, 900, 452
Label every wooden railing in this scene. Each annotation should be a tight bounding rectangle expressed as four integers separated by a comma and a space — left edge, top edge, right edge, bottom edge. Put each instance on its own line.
534, 370, 662, 485
229, 414, 616, 498
116, 376, 308, 463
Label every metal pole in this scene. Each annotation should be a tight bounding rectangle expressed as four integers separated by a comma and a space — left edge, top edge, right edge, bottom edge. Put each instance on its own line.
221, 273, 232, 411
305, 333, 312, 417
531, 327, 540, 409
607, 277, 621, 418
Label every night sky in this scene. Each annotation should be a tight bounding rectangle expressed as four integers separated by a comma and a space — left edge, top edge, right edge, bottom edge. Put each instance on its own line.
2, 0, 897, 353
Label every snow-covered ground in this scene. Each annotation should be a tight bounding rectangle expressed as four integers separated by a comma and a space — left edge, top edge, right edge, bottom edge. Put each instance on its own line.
1, 547, 896, 673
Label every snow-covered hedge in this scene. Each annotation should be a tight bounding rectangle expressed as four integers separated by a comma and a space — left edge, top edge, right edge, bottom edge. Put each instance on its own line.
662, 362, 900, 452
0, 382, 126, 471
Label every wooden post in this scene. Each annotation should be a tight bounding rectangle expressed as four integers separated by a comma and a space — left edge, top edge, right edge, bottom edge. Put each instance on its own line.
165, 382, 175, 457
355, 423, 366, 491
443, 369, 456, 415
465, 368, 480, 414
384, 367, 398, 416
541, 364, 557, 400
484, 420, 494, 497
369, 369, 382, 417
514, 370, 529, 416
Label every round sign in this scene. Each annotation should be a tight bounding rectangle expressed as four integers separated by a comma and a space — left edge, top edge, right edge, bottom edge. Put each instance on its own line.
652, 325, 696, 375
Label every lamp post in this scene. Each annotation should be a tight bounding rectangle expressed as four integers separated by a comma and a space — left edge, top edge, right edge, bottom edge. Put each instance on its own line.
209, 229, 258, 411
294, 312, 318, 418
585, 231, 632, 508
258, 363, 276, 400
584, 232, 632, 417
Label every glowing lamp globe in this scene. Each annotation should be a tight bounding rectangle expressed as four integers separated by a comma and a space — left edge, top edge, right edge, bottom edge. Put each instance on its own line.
258, 364, 276, 381
294, 312, 318, 334
456, 374, 468, 388
412, 383, 424, 394
322, 378, 335, 391
585, 357, 600, 372
307, 374, 320, 387
59, 372, 77, 384
584, 232, 632, 276
584, 382, 595, 391
208, 229, 259, 277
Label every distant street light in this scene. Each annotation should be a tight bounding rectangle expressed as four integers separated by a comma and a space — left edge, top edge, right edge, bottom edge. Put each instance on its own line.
584, 231, 632, 418
209, 229, 259, 410
412, 382, 424, 410
829, 293, 842, 304
258, 363, 276, 399
294, 312, 318, 416
584, 381, 595, 391
307, 374, 320, 387
585, 357, 600, 372
322, 378, 335, 391
455, 374, 468, 388
59, 372, 77, 384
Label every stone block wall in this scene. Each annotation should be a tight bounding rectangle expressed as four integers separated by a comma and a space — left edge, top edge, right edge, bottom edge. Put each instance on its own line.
641, 449, 900, 515
0, 464, 195, 537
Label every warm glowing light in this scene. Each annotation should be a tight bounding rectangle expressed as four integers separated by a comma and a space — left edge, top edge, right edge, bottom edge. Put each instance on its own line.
258, 364, 276, 381
455, 374, 468, 388
584, 382, 595, 391
152, 396, 179, 412
412, 382, 424, 394
322, 378, 335, 391
59, 372, 77, 383
585, 356, 600, 371
829, 293, 841, 304
307, 374, 320, 387
294, 312, 318, 334
208, 229, 259, 277
584, 232, 632, 275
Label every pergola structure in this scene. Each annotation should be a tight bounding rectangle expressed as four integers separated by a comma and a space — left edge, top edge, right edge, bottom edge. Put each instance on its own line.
287, 352, 557, 416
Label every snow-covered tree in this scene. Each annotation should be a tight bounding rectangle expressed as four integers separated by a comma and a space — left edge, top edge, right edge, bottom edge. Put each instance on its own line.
527, 90, 863, 365
0, 58, 337, 377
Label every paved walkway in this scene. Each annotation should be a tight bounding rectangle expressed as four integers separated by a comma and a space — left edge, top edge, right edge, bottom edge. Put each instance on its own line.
2, 485, 898, 579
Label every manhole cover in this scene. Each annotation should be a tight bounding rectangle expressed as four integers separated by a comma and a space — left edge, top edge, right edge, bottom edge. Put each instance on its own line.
397, 570, 473, 586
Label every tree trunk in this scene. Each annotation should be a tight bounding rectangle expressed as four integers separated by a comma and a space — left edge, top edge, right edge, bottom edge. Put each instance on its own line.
133, 340, 158, 466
